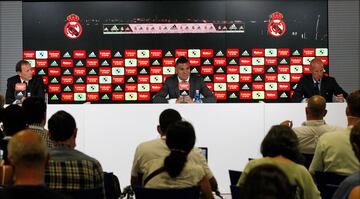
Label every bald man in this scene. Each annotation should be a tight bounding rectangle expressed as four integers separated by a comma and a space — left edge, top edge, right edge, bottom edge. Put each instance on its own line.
292, 58, 348, 102
295, 95, 341, 154
0, 130, 67, 199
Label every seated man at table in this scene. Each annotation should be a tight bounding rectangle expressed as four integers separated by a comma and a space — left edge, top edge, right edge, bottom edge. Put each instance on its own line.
152, 56, 216, 103
291, 57, 347, 102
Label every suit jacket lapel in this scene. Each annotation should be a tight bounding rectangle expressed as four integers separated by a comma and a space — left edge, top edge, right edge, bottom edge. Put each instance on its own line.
174, 75, 180, 97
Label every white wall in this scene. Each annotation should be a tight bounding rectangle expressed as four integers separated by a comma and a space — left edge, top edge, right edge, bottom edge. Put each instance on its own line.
46, 103, 347, 194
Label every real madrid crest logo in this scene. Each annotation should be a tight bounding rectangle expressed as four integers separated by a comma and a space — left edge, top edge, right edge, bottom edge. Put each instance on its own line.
64, 14, 83, 39
267, 12, 286, 37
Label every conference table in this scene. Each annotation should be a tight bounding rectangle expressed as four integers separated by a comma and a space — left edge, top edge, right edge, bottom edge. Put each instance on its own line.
46, 102, 347, 194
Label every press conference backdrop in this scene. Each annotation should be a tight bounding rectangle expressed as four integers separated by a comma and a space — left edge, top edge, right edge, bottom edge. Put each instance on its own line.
0, 1, 359, 103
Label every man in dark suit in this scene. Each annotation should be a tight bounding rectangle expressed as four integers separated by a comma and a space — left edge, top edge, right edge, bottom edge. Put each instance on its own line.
153, 56, 216, 103
5, 60, 45, 104
292, 58, 348, 102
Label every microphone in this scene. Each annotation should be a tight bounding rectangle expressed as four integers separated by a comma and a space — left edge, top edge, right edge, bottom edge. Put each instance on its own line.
178, 81, 190, 96
15, 83, 27, 101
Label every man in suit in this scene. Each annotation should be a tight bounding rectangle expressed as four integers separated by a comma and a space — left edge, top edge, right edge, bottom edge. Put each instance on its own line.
5, 60, 45, 104
153, 56, 216, 103
292, 57, 348, 102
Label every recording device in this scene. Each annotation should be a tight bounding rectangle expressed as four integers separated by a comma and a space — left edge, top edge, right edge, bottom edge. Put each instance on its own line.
178, 81, 190, 96
14, 83, 27, 101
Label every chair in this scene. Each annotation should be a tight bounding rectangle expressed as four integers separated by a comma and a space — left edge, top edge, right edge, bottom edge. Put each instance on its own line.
229, 170, 242, 185
300, 153, 314, 169
314, 171, 348, 199
230, 185, 241, 199
134, 186, 200, 199
103, 172, 121, 199
60, 188, 104, 199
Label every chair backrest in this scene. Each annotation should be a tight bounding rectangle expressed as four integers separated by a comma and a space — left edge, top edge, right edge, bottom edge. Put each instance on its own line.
60, 188, 104, 199
134, 186, 200, 199
300, 153, 314, 169
230, 185, 241, 199
229, 170, 242, 185
314, 171, 348, 199
103, 172, 121, 199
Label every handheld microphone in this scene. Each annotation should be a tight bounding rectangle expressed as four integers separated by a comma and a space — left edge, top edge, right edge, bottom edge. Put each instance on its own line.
15, 83, 27, 101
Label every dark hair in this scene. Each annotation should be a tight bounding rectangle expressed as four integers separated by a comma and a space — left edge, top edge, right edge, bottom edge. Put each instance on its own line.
347, 90, 360, 117
164, 121, 196, 178
159, 109, 182, 133
242, 164, 293, 199
350, 121, 360, 146
175, 56, 189, 66
16, 60, 30, 72
48, 110, 76, 141
261, 125, 300, 162
22, 96, 47, 125
1, 105, 27, 136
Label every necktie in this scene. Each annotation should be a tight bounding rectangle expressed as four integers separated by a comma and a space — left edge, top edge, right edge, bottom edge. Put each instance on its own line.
314, 81, 320, 95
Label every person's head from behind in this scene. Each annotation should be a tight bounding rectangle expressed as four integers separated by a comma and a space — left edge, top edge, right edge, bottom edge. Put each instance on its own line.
175, 56, 191, 81
242, 164, 293, 199
350, 121, 360, 162
16, 60, 33, 81
22, 96, 47, 126
164, 121, 196, 178
8, 130, 48, 173
48, 110, 77, 147
261, 125, 300, 162
310, 58, 324, 81
306, 95, 327, 120
346, 90, 360, 118
158, 108, 182, 135
2, 104, 27, 136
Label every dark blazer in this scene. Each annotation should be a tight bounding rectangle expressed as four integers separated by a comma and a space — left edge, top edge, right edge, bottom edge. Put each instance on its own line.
292, 74, 348, 102
153, 74, 217, 103
5, 75, 45, 104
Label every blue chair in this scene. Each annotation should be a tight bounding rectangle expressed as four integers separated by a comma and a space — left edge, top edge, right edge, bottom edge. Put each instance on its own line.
134, 186, 200, 199
228, 170, 242, 185
314, 171, 347, 199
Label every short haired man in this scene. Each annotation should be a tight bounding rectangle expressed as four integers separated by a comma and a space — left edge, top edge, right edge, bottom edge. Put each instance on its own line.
130, 109, 218, 191
332, 121, 360, 199
310, 90, 360, 175
282, 95, 340, 154
5, 60, 45, 104
292, 57, 348, 102
22, 96, 53, 148
0, 130, 67, 199
153, 56, 216, 103
45, 110, 104, 196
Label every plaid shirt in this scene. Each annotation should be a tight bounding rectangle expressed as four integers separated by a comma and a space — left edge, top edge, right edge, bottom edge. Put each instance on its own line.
28, 123, 54, 148
45, 144, 104, 196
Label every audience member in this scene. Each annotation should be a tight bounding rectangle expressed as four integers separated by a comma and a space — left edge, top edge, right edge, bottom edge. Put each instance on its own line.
282, 95, 340, 154
237, 125, 321, 199
0, 105, 27, 165
5, 60, 45, 104
45, 110, 105, 197
241, 164, 293, 199
0, 130, 68, 199
22, 96, 53, 148
309, 90, 360, 175
141, 121, 214, 199
130, 109, 218, 191
292, 57, 348, 102
331, 121, 360, 199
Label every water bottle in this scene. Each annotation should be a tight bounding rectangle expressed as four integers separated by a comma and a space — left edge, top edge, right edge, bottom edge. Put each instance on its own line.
194, 90, 202, 103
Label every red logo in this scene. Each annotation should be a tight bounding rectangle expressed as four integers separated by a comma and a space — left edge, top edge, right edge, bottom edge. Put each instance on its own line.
175, 49, 188, 57
100, 84, 112, 92
112, 59, 124, 67
64, 14, 82, 39
214, 58, 226, 66
112, 76, 125, 84
74, 68, 86, 76
48, 68, 61, 76
252, 82, 265, 91
201, 49, 214, 58
73, 50, 86, 59
138, 59, 150, 67
61, 93, 74, 101
48, 84, 61, 93
61, 59, 74, 67
252, 66, 265, 74
227, 83, 239, 91
112, 92, 125, 101
201, 66, 214, 74
87, 93, 99, 101
267, 12, 286, 37
265, 91, 278, 99
99, 50, 112, 58
61, 76, 74, 84
150, 50, 162, 58
214, 92, 227, 100
36, 60, 48, 68
226, 49, 239, 57
189, 58, 201, 66
138, 93, 150, 100
278, 65, 290, 74
23, 51, 35, 59
150, 84, 162, 92
74, 84, 86, 92
240, 91, 252, 100
278, 48, 290, 57
227, 66, 239, 74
